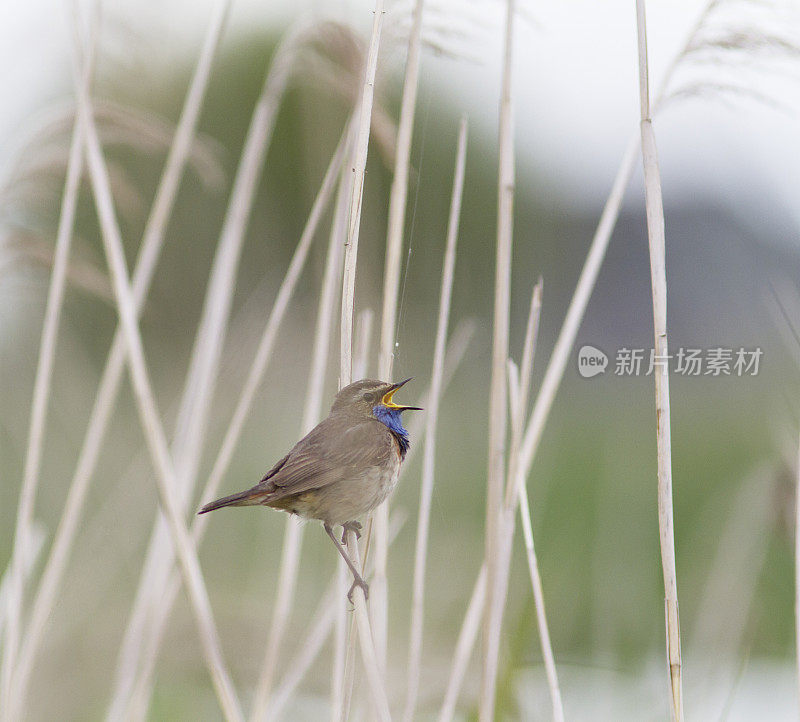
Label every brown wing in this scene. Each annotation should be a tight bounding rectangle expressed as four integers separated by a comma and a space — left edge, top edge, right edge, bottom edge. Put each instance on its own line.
258, 415, 394, 501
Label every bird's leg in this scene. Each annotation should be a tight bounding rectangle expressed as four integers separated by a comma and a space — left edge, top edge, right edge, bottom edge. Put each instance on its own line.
324, 522, 369, 602
341, 520, 362, 544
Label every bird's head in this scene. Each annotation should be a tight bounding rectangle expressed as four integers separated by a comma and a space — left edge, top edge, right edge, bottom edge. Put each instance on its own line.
331, 378, 423, 419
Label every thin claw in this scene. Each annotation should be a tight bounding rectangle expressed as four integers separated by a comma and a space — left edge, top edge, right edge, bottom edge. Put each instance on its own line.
341, 520, 362, 544
347, 576, 369, 603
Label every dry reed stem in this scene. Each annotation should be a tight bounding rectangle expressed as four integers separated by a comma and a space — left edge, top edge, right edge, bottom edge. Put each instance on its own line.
516, 132, 638, 500
249, 138, 353, 722
403, 116, 467, 722
442, 7, 720, 719
268, 511, 404, 721
346, 531, 392, 722
0, 32, 88, 720
374, 0, 426, 668
507, 357, 563, 722
483, 280, 546, 722
438, 565, 487, 722
481, 0, 516, 718
120, 129, 349, 721
635, 2, 683, 719
354, 309, 375, 381
337, 3, 387, 714
331, 562, 349, 722
114, 27, 310, 706
14, 4, 232, 714
0, 524, 44, 643
340, 0, 385, 387
72, 19, 243, 720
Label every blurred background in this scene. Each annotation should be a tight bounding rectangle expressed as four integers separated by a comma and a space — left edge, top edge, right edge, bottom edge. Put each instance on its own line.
2, 0, 800, 719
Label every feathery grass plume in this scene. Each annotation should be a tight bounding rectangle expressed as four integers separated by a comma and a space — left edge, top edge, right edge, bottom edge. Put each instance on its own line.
481, 0, 516, 718
403, 115, 467, 722
69, 9, 244, 721
2, 232, 113, 303
658, 0, 800, 114
635, 2, 684, 719
12, 4, 233, 716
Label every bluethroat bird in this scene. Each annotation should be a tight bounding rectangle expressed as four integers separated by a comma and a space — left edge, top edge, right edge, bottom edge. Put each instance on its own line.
199, 378, 421, 600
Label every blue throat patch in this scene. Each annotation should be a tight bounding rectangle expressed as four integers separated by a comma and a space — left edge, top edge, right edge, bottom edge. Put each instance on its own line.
373, 405, 410, 458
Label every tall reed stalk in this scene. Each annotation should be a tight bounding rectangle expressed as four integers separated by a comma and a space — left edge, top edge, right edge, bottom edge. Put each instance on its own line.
249, 131, 353, 722
0, 44, 87, 722
403, 116, 467, 722
12, 4, 232, 716
120, 126, 349, 722
109, 24, 310, 716
635, 2, 683, 719
71, 15, 243, 720
337, 1, 390, 718
481, 0, 516, 718
0, 8, 98, 716
374, 0, 426, 669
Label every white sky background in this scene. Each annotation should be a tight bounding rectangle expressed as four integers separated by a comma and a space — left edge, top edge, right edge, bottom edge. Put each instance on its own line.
2, 0, 800, 245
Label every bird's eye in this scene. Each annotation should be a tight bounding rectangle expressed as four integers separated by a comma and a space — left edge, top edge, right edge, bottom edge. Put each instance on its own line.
362, 392, 372, 402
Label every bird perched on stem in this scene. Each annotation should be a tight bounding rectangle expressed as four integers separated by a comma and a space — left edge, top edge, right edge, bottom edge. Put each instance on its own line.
199, 378, 421, 601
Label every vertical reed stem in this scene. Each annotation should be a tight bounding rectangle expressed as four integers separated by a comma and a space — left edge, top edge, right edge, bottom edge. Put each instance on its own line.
403, 116, 467, 722
635, 2, 683, 719
481, 1, 516, 718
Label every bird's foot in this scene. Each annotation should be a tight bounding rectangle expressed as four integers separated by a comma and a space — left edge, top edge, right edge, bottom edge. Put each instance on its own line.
341, 520, 362, 544
347, 575, 369, 604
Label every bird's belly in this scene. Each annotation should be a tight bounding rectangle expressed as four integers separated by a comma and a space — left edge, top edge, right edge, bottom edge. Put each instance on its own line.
297, 454, 401, 525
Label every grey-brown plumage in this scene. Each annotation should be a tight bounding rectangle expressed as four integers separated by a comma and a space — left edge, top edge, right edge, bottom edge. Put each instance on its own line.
199, 378, 421, 600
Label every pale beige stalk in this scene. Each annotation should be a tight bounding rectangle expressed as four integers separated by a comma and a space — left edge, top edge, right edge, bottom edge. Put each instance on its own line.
635, 2, 683, 719
271, 510, 405, 721
438, 565, 488, 722
340, 0, 385, 385
73, 21, 243, 719
346, 531, 392, 722
111, 26, 311, 716
336, 2, 389, 718
481, 0, 516, 718
403, 116, 467, 722
249, 138, 353, 722
374, 0, 426, 667
13, 3, 232, 716
507, 358, 563, 722
0, 38, 87, 721
120, 130, 348, 721
354, 309, 375, 380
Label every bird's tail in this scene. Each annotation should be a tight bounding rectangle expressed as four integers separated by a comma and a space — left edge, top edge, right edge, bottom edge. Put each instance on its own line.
198, 487, 268, 514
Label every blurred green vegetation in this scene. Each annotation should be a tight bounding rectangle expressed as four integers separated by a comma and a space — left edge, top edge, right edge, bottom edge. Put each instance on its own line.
1, 27, 797, 721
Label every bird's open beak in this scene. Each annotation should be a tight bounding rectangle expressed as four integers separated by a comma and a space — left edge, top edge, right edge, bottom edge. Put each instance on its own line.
381, 378, 423, 411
